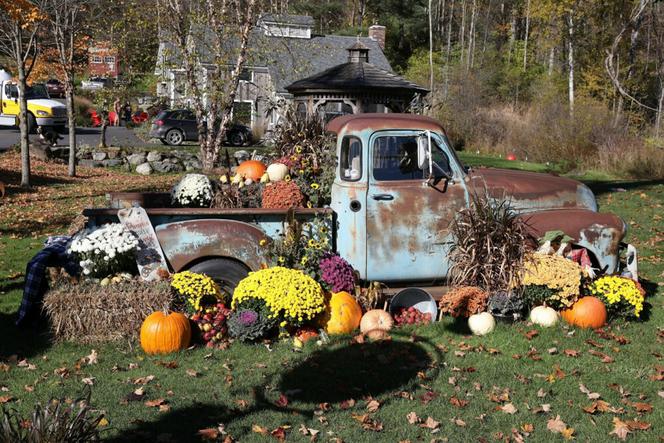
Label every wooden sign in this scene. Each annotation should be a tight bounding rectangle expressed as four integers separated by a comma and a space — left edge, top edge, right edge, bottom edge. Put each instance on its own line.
118, 206, 169, 281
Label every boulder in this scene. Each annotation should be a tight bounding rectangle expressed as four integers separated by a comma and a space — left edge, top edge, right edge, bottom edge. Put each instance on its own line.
101, 159, 123, 168
147, 151, 162, 162
127, 153, 147, 166
106, 147, 122, 159
184, 158, 202, 171
135, 162, 153, 175
92, 152, 107, 161
78, 159, 103, 168
233, 150, 251, 162
151, 160, 184, 173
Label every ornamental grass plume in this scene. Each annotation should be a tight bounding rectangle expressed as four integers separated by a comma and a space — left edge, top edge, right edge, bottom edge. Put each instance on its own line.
587, 275, 645, 318
232, 267, 325, 326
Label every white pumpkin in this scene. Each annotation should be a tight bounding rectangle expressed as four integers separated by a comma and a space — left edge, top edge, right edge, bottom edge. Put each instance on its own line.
529, 305, 559, 328
468, 312, 495, 336
266, 163, 288, 182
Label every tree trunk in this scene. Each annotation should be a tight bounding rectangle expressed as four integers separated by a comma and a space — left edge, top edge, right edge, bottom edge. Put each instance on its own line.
656, 81, 664, 138
548, 46, 555, 76
459, 0, 466, 66
523, 0, 530, 72
429, 0, 434, 91
99, 120, 108, 149
66, 87, 76, 177
444, 0, 454, 98
567, 11, 575, 117
17, 60, 31, 188
507, 6, 516, 64
467, 0, 476, 70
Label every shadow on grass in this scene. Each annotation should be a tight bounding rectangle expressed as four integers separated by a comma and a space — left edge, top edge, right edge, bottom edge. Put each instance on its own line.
0, 311, 52, 360
105, 339, 438, 441
584, 179, 664, 196
0, 169, 74, 194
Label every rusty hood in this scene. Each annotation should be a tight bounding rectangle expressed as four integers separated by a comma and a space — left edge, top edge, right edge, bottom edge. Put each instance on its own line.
467, 167, 597, 212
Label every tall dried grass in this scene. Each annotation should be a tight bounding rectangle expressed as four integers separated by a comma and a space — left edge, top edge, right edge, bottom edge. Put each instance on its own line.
43, 279, 173, 344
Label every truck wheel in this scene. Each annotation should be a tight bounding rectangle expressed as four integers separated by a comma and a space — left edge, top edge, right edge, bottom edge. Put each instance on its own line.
27, 113, 37, 134
188, 258, 249, 297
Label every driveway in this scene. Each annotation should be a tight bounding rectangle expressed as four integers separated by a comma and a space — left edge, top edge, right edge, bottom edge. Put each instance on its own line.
0, 126, 162, 152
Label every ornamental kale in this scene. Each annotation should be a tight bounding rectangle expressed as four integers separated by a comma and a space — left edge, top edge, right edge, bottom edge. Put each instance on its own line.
319, 253, 356, 292
228, 299, 277, 342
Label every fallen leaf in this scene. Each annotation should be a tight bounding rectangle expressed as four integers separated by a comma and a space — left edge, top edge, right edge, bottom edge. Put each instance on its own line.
197, 428, 220, 440
185, 369, 199, 377
524, 330, 539, 340
630, 401, 652, 413
500, 403, 517, 414
452, 417, 466, 427
420, 390, 438, 405
406, 412, 420, 424
366, 399, 380, 413
97, 417, 109, 427
0, 395, 14, 404
537, 388, 547, 398
156, 360, 178, 369
585, 338, 604, 348
564, 349, 580, 357
449, 396, 469, 408
624, 420, 651, 431
133, 375, 155, 385
84, 349, 98, 365
81, 377, 95, 386
274, 393, 289, 408
533, 404, 551, 414
610, 417, 630, 441
270, 426, 289, 441
144, 398, 166, 408
340, 398, 355, 409
588, 349, 614, 363
420, 416, 440, 430
252, 424, 269, 435
547, 415, 567, 433
561, 427, 575, 440
579, 383, 601, 399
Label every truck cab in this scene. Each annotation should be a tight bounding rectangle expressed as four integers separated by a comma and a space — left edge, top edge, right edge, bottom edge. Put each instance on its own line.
0, 70, 67, 133
328, 114, 627, 284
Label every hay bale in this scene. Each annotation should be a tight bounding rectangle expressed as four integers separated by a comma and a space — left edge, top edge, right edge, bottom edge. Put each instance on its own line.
43, 278, 173, 343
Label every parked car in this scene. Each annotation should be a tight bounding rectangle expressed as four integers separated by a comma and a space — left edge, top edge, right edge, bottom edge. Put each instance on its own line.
149, 109, 253, 146
45, 79, 65, 98
80, 77, 111, 90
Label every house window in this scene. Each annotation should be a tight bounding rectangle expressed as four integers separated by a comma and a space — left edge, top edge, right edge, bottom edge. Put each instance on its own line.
91, 55, 102, 63
232, 101, 253, 126
238, 69, 251, 82
104, 56, 115, 64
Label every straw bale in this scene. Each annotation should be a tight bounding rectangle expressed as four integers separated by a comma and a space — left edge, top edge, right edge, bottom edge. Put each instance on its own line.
43, 278, 173, 343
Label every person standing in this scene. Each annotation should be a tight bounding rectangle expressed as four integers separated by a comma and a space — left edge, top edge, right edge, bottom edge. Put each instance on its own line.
113, 97, 121, 126
123, 101, 132, 125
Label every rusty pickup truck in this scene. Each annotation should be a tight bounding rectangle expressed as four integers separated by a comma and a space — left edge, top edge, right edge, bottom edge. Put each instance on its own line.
84, 113, 630, 296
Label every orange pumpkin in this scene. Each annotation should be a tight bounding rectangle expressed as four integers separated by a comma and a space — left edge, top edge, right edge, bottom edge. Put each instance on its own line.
325, 291, 363, 335
295, 327, 319, 343
236, 160, 267, 181
561, 296, 607, 329
360, 309, 394, 334
140, 311, 192, 355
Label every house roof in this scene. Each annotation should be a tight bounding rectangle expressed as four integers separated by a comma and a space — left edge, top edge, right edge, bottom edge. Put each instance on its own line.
259, 14, 314, 26
156, 28, 394, 94
285, 60, 429, 95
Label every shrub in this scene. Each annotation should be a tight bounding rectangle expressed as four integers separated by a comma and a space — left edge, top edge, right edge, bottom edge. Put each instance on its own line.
448, 191, 530, 292
171, 271, 223, 314
171, 174, 213, 208
587, 276, 645, 318
0, 389, 103, 442
261, 181, 304, 209
520, 253, 582, 309
69, 223, 139, 278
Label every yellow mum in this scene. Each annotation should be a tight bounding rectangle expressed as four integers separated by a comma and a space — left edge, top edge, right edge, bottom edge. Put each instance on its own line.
588, 276, 644, 318
521, 253, 582, 308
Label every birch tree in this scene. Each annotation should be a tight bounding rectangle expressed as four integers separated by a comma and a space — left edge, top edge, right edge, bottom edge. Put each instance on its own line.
0, 0, 45, 187
158, 0, 260, 170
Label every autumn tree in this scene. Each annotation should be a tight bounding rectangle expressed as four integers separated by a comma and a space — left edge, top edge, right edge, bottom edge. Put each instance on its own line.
0, 0, 45, 187
157, 0, 261, 170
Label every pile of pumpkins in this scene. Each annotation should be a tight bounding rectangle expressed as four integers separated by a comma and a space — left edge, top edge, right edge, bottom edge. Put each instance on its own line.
467, 296, 608, 336
231, 160, 289, 184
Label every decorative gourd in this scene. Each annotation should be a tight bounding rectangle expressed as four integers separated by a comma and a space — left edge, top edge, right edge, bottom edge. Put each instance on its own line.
561, 296, 607, 329
140, 311, 191, 355
529, 305, 559, 328
365, 329, 390, 341
360, 309, 394, 334
468, 312, 495, 336
325, 291, 363, 335
236, 160, 267, 181
266, 163, 289, 182
295, 327, 319, 343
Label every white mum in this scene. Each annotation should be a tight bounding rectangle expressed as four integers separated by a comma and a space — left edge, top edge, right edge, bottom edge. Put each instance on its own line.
69, 223, 139, 277
171, 173, 213, 207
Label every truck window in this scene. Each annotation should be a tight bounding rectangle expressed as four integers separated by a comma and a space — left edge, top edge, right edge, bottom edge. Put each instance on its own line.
340, 136, 362, 181
372, 135, 424, 181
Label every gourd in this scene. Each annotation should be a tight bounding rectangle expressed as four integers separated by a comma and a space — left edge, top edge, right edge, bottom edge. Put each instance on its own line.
360, 309, 394, 334
266, 163, 289, 182
365, 329, 390, 341
295, 327, 319, 343
325, 291, 363, 335
140, 311, 191, 355
236, 160, 267, 181
529, 305, 559, 327
468, 312, 495, 336
561, 296, 607, 329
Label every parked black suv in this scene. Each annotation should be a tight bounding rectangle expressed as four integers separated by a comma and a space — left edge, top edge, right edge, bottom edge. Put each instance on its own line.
149, 109, 253, 146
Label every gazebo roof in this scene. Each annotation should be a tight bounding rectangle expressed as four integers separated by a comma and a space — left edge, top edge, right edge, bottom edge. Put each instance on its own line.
285, 60, 429, 96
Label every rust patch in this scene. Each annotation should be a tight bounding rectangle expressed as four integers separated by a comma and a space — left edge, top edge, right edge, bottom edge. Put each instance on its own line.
327, 113, 445, 135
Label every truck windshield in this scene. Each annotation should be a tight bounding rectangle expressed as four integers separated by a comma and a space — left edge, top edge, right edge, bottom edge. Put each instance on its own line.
373, 134, 456, 181
6, 84, 49, 99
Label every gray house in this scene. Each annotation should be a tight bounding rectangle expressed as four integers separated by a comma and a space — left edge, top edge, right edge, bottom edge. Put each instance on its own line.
155, 14, 427, 135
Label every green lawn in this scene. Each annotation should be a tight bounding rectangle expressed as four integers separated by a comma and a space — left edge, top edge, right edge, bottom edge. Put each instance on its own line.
0, 160, 662, 441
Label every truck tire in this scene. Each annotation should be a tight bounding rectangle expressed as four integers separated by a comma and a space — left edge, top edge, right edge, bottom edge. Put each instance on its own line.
27, 113, 36, 134
188, 258, 249, 296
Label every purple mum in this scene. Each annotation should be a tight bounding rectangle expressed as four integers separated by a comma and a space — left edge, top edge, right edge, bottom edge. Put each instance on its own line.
319, 253, 356, 292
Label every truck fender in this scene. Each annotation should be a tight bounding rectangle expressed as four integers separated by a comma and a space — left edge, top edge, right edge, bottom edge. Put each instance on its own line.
154, 219, 270, 273
520, 209, 626, 274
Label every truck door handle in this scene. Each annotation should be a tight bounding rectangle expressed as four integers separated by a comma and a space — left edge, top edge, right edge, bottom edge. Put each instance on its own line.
371, 194, 394, 201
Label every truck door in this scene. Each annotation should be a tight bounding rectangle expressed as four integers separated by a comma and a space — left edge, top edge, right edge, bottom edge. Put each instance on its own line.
365, 131, 468, 283
2, 83, 20, 117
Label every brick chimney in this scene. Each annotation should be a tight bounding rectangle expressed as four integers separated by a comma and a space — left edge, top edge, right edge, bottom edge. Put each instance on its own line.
368, 24, 386, 50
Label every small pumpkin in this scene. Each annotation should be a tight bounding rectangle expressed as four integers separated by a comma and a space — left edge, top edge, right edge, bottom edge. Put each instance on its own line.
266, 163, 289, 182
360, 309, 394, 334
561, 296, 607, 329
295, 327, 319, 343
140, 310, 192, 355
236, 160, 267, 181
529, 305, 559, 328
325, 291, 363, 335
468, 312, 495, 336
